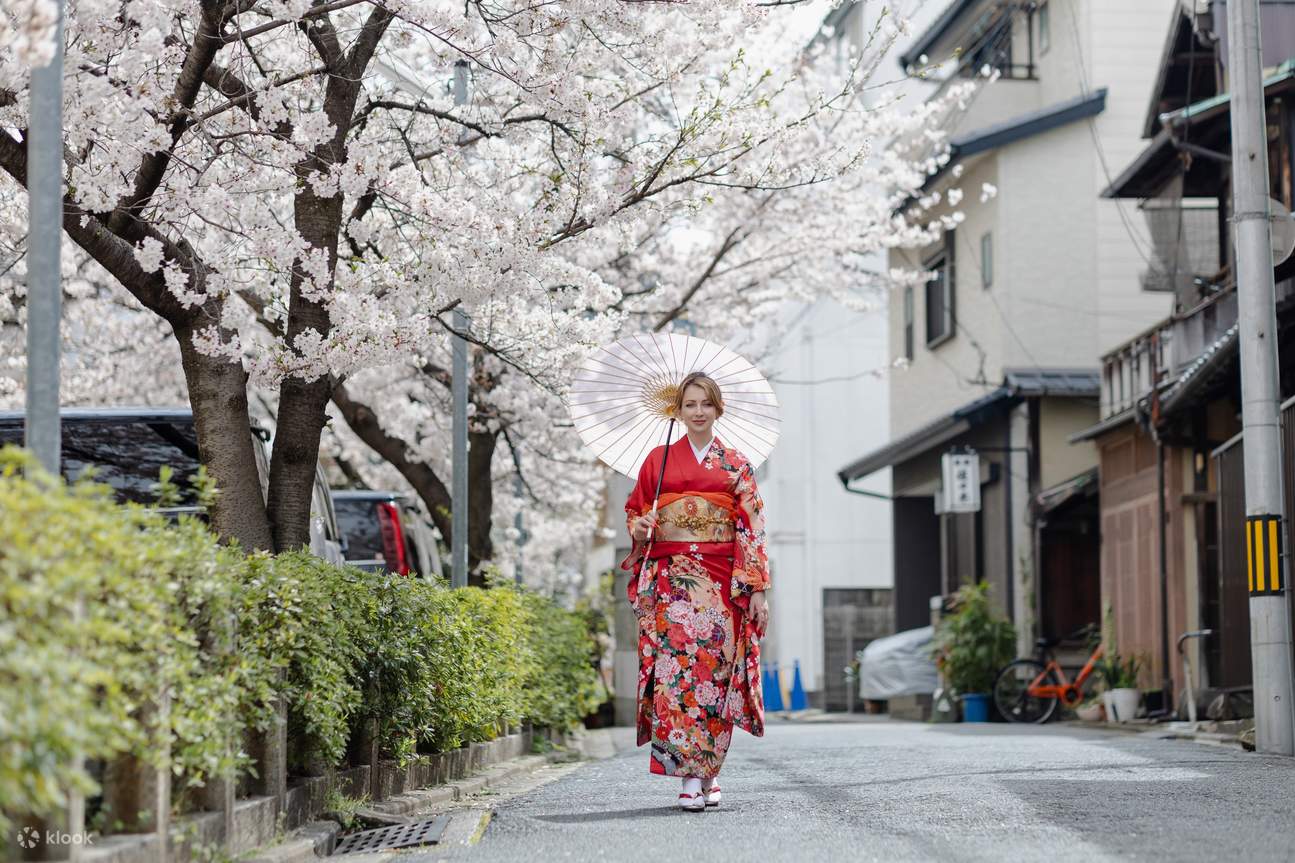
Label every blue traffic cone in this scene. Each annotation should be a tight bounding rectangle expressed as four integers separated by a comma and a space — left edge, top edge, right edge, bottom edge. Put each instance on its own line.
790, 659, 808, 711
761, 666, 774, 709
765, 663, 785, 712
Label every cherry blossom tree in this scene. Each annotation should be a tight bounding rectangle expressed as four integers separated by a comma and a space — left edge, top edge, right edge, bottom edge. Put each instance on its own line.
0, 0, 971, 570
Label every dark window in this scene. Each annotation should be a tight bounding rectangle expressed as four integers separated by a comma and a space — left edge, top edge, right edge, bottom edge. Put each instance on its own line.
334, 498, 388, 571
903, 287, 914, 360
981, 232, 993, 289
0, 420, 204, 506
925, 231, 955, 347
334, 497, 415, 573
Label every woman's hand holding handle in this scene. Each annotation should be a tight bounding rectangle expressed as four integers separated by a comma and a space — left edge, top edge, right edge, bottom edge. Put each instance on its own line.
631, 511, 659, 543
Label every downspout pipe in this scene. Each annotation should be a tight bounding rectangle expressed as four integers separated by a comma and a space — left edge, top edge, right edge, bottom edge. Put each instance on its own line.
1157, 439, 1173, 708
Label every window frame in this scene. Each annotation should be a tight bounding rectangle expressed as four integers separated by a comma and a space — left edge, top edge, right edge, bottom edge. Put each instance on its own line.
1038, 2, 1050, 55
924, 231, 956, 349
980, 231, 993, 290
902, 285, 914, 361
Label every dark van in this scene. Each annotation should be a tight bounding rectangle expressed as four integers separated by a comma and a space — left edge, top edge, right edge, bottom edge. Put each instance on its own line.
0, 408, 344, 563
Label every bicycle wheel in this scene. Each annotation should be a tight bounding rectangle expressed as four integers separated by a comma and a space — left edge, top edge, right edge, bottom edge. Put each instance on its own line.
993, 659, 1060, 724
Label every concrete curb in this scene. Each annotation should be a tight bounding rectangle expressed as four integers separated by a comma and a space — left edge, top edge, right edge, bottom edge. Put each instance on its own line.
242, 821, 340, 863
1059, 718, 1250, 749
248, 748, 573, 860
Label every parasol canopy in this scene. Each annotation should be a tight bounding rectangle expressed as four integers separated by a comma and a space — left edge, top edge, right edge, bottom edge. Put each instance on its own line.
568, 333, 781, 478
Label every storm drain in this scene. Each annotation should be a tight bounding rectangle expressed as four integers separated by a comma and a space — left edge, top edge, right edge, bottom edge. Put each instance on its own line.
331, 815, 451, 855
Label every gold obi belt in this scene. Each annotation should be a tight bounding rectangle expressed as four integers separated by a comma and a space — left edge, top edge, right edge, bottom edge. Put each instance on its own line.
649, 492, 736, 544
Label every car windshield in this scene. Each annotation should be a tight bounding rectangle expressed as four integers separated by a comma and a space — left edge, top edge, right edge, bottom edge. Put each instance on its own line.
333, 498, 386, 565
0, 419, 203, 506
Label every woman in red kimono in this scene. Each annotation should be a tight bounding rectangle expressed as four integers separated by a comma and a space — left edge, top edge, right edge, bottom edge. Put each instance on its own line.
621, 372, 769, 812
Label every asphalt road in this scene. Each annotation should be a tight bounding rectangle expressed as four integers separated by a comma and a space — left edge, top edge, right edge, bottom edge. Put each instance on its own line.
434, 718, 1295, 863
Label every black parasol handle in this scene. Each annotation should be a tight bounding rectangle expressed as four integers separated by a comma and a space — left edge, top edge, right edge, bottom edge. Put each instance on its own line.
637, 418, 676, 578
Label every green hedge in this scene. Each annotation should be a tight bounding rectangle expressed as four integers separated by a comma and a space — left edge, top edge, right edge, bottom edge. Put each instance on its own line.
0, 449, 602, 835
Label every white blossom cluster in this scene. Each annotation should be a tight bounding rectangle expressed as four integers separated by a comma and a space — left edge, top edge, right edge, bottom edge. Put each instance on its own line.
0, 0, 976, 588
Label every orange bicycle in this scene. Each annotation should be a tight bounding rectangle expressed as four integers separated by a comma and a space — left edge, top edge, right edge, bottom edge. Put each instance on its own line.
993, 626, 1104, 723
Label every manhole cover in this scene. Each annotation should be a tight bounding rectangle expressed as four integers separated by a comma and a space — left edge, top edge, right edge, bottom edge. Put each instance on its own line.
331, 815, 451, 855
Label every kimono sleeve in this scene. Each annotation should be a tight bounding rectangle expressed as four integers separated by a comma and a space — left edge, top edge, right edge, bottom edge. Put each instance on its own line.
731, 460, 770, 599
618, 450, 657, 572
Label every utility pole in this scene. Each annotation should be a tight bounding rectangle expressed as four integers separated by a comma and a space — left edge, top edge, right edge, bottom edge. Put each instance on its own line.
1227, 0, 1295, 756
451, 60, 470, 589
514, 470, 525, 586
25, 1, 64, 476
26, 9, 81, 858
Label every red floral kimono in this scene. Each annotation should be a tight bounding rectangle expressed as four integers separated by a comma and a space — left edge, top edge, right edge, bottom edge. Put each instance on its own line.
621, 435, 768, 779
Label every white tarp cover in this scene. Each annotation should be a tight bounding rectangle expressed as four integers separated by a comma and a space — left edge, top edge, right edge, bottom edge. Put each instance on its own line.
857, 626, 939, 700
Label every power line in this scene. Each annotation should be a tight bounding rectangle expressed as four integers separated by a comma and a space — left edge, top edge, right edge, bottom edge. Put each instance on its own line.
772, 365, 890, 386
1061, 0, 1156, 267
957, 229, 1046, 370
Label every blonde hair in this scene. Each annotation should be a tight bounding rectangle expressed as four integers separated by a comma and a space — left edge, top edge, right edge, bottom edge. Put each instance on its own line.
673, 372, 725, 418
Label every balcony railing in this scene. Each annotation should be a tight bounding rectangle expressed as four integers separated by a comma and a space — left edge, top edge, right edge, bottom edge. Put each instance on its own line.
1140, 199, 1223, 301
1100, 288, 1239, 420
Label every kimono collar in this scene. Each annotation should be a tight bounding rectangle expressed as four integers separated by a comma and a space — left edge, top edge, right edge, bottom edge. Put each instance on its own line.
687, 435, 714, 463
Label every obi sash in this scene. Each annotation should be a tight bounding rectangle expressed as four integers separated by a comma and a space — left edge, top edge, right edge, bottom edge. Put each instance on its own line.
649, 491, 736, 543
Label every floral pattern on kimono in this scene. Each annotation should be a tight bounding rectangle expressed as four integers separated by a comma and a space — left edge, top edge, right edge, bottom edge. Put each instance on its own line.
621, 435, 768, 778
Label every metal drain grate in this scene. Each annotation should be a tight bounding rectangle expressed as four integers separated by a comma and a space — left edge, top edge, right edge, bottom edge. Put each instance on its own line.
331, 815, 450, 855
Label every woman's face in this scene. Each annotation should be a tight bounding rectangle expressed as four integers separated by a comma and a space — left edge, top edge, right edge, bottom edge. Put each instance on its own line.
679, 383, 718, 436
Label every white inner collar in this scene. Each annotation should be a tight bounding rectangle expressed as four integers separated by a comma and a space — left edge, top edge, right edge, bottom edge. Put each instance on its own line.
689, 436, 713, 463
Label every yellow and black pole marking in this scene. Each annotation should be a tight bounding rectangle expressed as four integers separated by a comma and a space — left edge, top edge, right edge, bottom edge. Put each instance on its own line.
1246, 515, 1285, 595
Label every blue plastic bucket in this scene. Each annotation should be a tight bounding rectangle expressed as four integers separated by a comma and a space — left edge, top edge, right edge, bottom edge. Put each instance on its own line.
961, 693, 990, 723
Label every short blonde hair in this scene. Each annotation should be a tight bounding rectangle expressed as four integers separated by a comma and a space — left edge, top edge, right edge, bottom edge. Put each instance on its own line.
674, 372, 725, 418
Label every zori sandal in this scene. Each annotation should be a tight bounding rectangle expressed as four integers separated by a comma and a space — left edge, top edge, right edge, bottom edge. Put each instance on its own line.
678, 791, 705, 812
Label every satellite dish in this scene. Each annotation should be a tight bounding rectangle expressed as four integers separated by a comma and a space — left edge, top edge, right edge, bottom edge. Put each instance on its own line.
1272, 198, 1295, 266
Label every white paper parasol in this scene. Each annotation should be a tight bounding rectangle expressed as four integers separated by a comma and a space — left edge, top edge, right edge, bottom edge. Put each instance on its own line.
568, 333, 781, 478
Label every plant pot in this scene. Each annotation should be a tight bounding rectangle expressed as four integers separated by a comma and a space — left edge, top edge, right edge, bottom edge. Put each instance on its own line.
1075, 701, 1105, 722
1107, 688, 1140, 723
961, 692, 990, 723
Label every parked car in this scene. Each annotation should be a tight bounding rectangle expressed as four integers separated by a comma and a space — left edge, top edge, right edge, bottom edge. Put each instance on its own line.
331, 489, 444, 578
0, 407, 345, 564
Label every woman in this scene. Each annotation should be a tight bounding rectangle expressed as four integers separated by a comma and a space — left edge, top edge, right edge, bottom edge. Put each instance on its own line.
621, 372, 770, 812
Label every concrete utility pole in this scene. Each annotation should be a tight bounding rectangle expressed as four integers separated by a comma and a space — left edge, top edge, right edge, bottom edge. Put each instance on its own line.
25, 2, 65, 476
451, 60, 470, 588
1227, 0, 1295, 756
514, 469, 525, 586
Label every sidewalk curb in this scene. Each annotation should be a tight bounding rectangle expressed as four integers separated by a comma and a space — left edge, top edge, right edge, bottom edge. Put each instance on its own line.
242, 821, 340, 863
249, 731, 631, 860
1059, 719, 1249, 749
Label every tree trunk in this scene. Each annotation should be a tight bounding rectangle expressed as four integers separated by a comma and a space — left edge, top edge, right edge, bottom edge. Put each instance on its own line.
267, 8, 392, 552
266, 110, 347, 553
175, 324, 274, 551
267, 376, 331, 552
0, 130, 274, 553
467, 429, 497, 585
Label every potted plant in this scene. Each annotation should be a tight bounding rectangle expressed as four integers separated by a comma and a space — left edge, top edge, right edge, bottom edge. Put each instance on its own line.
1098, 652, 1142, 722
1074, 695, 1105, 722
930, 583, 1016, 722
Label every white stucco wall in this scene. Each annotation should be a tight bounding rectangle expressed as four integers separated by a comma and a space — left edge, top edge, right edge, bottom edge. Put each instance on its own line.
758, 297, 893, 697
886, 0, 1174, 439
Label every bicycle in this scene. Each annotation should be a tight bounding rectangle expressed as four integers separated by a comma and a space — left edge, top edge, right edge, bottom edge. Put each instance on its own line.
993, 626, 1103, 724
